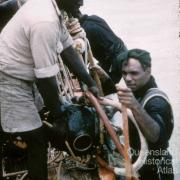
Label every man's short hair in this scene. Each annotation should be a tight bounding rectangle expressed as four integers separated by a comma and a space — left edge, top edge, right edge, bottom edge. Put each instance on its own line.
120, 49, 151, 70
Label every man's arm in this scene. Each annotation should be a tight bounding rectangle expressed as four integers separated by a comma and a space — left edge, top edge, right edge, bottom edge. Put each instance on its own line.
129, 101, 160, 143
116, 86, 160, 143
30, 22, 98, 117
61, 46, 99, 96
144, 97, 173, 146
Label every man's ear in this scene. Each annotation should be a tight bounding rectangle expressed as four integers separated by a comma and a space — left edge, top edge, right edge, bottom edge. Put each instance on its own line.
146, 67, 151, 74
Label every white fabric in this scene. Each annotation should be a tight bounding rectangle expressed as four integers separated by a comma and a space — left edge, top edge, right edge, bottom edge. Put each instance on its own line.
0, 71, 42, 132
0, 0, 73, 81
34, 63, 59, 78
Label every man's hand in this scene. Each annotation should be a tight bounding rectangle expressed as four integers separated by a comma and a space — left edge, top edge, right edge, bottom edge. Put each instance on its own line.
115, 85, 139, 110
116, 85, 161, 143
66, 18, 86, 53
88, 85, 100, 98
66, 18, 86, 39
73, 38, 86, 53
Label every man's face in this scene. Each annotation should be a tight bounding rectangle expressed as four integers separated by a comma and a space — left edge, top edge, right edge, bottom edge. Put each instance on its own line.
60, 0, 83, 18
122, 58, 151, 92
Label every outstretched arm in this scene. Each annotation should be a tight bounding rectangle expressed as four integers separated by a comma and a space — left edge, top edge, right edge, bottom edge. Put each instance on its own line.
116, 85, 160, 143
61, 46, 99, 97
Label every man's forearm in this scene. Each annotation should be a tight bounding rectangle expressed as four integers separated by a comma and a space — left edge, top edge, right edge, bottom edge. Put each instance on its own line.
61, 46, 95, 87
131, 103, 160, 143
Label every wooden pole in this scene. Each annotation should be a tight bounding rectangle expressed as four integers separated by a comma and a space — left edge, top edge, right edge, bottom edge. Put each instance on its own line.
118, 78, 133, 180
87, 47, 104, 96
122, 105, 132, 180
87, 44, 105, 145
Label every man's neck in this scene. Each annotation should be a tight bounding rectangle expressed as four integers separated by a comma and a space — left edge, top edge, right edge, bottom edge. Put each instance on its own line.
134, 76, 157, 99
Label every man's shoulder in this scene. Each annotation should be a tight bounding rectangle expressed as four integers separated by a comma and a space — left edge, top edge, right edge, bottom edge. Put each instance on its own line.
17, 0, 59, 26
81, 14, 106, 26
141, 88, 170, 108
87, 15, 105, 21
82, 14, 104, 20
